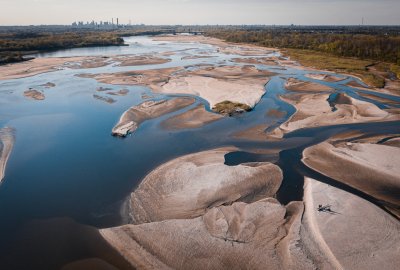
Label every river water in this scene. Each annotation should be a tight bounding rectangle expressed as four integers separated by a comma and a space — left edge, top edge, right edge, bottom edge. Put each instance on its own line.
0, 36, 399, 268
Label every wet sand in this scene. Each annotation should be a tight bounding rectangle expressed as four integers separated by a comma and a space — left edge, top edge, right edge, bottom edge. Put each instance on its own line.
93, 94, 116, 104
24, 89, 45, 100
161, 104, 223, 130
0, 127, 15, 184
113, 55, 170, 67
232, 57, 278, 66
112, 97, 195, 136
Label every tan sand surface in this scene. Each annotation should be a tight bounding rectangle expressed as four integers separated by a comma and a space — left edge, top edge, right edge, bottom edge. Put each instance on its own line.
272, 92, 398, 137
302, 177, 400, 270
305, 73, 346, 82
303, 142, 400, 216
78, 67, 181, 91
0, 57, 84, 80
161, 104, 222, 130
285, 78, 334, 92
129, 148, 283, 224
24, 89, 45, 100
0, 127, 15, 184
232, 124, 271, 141
232, 57, 278, 65
161, 65, 273, 108
112, 97, 195, 136
113, 55, 170, 67
101, 200, 314, 270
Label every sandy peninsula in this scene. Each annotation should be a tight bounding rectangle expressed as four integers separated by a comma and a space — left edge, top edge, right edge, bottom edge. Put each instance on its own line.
112, 97, 195, 137
129, 148, 283, 224
0, 127, 15, 184
113, 55, 170, 67
161, 104, 223, 130
24, 89, 45, 100
285, 78, 334, 92
302, 141, 400, 217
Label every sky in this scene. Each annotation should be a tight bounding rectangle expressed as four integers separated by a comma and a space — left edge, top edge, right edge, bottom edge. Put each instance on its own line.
0, 0, 399, 26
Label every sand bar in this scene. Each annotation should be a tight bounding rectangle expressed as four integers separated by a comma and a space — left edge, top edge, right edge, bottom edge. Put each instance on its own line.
0, 127, 15, 184
24, 89, 45, 100
161, 104, 223, 130
112, 97, 195, 137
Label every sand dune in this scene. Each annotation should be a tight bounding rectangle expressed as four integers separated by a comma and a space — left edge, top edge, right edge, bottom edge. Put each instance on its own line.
0, 127, 15, 184
302, 142, 400, 217
129, 148, 283, 224
302, 177, 400, 270
161, 104, 223, 130
112, 97, 195, 137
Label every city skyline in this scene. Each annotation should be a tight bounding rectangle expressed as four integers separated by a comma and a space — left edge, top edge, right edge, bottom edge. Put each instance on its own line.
1, 0, 400, 26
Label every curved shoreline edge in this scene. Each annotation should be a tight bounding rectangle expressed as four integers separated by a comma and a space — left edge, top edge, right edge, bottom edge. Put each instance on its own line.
0, 127, 15, 184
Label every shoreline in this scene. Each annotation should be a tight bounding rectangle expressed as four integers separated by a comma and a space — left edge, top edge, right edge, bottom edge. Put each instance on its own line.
0, 127, 15, 184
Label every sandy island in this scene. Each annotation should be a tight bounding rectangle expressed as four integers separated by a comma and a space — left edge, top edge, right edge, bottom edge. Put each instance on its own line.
24, 89, 45, 100
112, 97, 195, 137
285, 78, 334, 92
161, 104, 223, 130
305, 73, 347, 82
268, 92, 399, 138
0, 127, 15, 184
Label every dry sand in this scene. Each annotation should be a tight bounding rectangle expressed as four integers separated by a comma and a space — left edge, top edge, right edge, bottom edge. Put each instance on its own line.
112, 97, 195, 136
161, 104, 223, 130
78, 67, 181, 92
0, 127, 15, 184
24, 89, 45, 100
232, 57, 278, 66
285, 78, 334, 92
101, 200, 311, 270
303, 141, 400, 217
153, 35, 277, 56
0, 57, 85, 80
113, 55, 170, 67
305, 73, 346, 82
271, 92, 399, 137
232, 124, 271, 141
302, 177, 400, 270
161, 65, 274, 108
129, 148, 283, 224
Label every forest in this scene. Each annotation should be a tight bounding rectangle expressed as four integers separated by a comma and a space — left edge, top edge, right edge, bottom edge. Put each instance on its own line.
206, 30, 400, 65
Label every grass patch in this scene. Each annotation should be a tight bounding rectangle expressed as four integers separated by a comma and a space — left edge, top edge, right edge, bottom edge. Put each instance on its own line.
213, 101, 252, 116
285, 49, 387, 88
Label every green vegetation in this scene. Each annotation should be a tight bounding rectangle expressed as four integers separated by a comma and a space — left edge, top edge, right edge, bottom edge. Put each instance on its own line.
206, 29, 400, 88
0, 31, 124, 64
213, 101, 252, 116
285, 49, 386, 88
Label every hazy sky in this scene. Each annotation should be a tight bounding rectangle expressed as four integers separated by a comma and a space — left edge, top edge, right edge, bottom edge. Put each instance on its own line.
1, 0, 399, 25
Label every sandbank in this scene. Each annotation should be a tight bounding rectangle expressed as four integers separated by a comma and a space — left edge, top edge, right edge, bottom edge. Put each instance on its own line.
303, 142, 400, 217
0, 127, 15, 184
24, 89, 45, 100
112, 97, 195, 137
161, 104, 222, 130
285, 78, 334, 92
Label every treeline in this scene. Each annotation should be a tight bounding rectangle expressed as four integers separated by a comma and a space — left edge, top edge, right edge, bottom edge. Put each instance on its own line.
0, 32, 124, 53
206, 30, 400, 65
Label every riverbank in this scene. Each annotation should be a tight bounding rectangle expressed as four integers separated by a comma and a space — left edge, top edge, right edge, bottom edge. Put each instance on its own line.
0, 127, 15, 184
